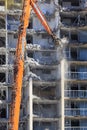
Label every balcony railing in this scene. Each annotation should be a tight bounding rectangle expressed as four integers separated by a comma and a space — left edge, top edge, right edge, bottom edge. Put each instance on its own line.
65, 108, 87, 116
37, 59, 59, 65
64, 51, 87, 60
61, 21, 86, 27
62, 6, 84, 11
65, 90, 87, 98
33, 111, 57, 118
40, 76, 57, 81
65, 127, 87, 130
65, 72, 87, 80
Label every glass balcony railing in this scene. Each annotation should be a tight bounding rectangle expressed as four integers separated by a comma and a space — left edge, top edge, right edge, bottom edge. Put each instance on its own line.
64, 90, 87, 98
65, 72, 87, 80
65, 108, 87, 116
65, 127, 87, 130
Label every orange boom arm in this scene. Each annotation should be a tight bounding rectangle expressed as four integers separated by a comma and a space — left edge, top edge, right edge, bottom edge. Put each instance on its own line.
9, 0, 60, 130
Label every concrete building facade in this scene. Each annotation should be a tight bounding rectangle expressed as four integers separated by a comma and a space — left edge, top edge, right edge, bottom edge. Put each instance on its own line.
0, 0, 87, 130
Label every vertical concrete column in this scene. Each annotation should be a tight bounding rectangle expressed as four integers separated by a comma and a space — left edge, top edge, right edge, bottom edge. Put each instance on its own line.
61, 59, 65, 130
69, 48, 71, 59
6, 87, 8, 100
6, 87, 9, 119
5, 1, 9, 128
7, 122, 8, 130
5, 0, 8, 65
7, 104, 9, 119
5, 0, 9, 84
28, 78, 33, 130
69, 31, 71, 42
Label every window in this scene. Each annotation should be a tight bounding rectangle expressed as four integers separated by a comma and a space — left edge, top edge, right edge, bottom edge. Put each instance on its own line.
0, 73, 6, 83
0, 55, 6, 65
79, 31, 87, 43
7, 15, 13, 21
80, 17, 85, 22
0, 107, 6, 118
27, 35, 33, 44
60, 31, 69, 38
42, 52, 51, 56
79, 49, 87, 60
0, 124, 7, 130
71, 33, 78, 41
0, 1, 5, 6
45, 0, 51, 4
42, 104, 51, 108
71, 1, 79, 6
0, 90, 6, 100
0, 37, 5, 47
70, 66, 77, 72
71, 48, 78, 59
27, 52, 33, 58
14, 0, 21, 3
42, 69, 51, 74
7, 15, 19, 22
14, 34, 18, 39
42, 34, 49, 39
71, 84, 78, 90
71, 17, 76, 23
0, 17, 5, 29
28, 19, 33, 29
65, 119, 70, 126
71, 120, 80, 126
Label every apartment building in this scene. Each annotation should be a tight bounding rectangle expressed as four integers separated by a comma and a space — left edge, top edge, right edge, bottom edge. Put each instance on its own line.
60, 0, 87, 129
0, 0, 87, 130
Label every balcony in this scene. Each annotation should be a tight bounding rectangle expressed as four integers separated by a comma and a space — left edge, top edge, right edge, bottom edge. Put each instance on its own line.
64, 51, 87, 61
65, 127, 87, 130
37, 59, 59, 65
33, 111, 58, 118
39, 76, 58, 81
33, 112, 58, 118
61, 21, 87, 28
65, 90, 87, 98
65, 108, 87, 116
65, 72, 87, 80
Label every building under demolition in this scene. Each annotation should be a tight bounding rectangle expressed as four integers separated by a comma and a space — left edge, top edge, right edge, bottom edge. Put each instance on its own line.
0, 0, 87, 130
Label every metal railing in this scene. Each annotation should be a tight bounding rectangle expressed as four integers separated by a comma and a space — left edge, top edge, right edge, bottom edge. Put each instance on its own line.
65, 72, 87, 80
65, 108, 87, 116
65, 90, 87, 98
65, 127, 87, 130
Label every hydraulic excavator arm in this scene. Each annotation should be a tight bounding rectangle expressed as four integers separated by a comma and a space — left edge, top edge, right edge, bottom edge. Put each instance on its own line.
9, 0, 61, 130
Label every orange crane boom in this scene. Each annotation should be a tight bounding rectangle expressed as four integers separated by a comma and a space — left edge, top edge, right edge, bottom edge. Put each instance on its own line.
9, 0, 60, 130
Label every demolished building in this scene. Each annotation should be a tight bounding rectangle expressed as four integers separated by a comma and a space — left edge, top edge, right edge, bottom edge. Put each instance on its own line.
0, 0, 87, 130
